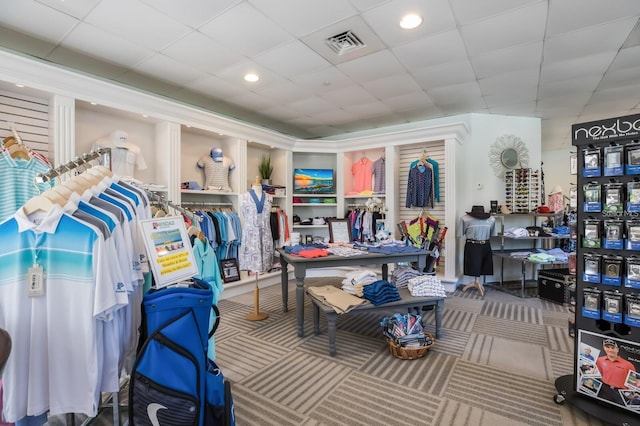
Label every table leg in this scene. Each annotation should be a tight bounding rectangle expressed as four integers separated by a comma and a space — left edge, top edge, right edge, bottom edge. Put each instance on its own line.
327, 312, 337, 357
382, 263, 388, 280
521, 261, 526, 298
435, 300, 443, 338
313, 303, 320, 336
280, 257, 289, 312
295, 266, 306, 337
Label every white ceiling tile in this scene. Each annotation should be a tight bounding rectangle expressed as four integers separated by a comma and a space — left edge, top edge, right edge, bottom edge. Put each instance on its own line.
478, 68, 540, 95
287, 97, 337, 115
488, 101, 537, 116
0, 0, 78, 43
140, 0, 241, 28
412, 60, 477, 90
61, 23, 154, 68
363, 0, 457, 47
461, 2, 547, 56
590, 85, 640, 105
115, 71, 183, 95
484, 90, 538, 108
427, 81, 483, 105
449, 0, 543, 26
321, 85, 378, 105
348, 0, 388, 12
361, 74, 423, 99
183, 75, 246, 98
255, 104, 302, 121
226, 92, 274, 110
547, 0, 640, 37
342, 101, 393, 118
290, 67, 354, 94
470, 41, 543, 79
252, 41, 330, 79
198, 2, 293, 57
536, 96, 590, 117
84, 0, 191, 51
312, 108, 360, 125
214, 59, 288, 89
543, 17, 639, 63
438, 99, 488, 115
398, 107, 444, 122
599, 66, 640, 90
162, 31, 244, 74
608, 45, 640, 71
392, 30, 468, 70
539, 75, 602, 98
579, 105, 637, 120
248, 0, 358, 37
133, 54, 208, 86
35, 0, 101, 19
337, 50, 406, 83
382, 91, 436, 112
253, 81, 312, 104
540, 52, 616, 84
285, 116, 329, 127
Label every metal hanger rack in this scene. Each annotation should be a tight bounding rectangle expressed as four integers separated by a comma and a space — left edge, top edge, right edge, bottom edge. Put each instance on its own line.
34, 148, 112, 184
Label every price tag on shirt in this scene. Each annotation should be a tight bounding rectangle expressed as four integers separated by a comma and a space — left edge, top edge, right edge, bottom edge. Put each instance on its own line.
27, 264, 45, 297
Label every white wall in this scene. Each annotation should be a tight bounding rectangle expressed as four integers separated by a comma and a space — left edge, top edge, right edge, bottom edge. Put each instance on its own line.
542, 147, 576, 208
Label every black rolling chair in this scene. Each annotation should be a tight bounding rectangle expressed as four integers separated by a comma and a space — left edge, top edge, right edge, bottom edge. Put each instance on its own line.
0, 328, 10, 376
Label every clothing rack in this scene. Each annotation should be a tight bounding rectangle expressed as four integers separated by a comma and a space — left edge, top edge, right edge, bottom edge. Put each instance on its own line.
34, 148, 112, 184
142, 188, 205, 222
179, 200, 234, 208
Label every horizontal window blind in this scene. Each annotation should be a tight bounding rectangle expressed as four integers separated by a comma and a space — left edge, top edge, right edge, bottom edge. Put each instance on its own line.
0, 90, 50, 158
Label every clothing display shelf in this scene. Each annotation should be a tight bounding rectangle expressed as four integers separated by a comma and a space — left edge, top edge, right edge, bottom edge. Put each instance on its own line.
292, 194, 337, 232
504, 168, 540, 213
490, 212, 569, 298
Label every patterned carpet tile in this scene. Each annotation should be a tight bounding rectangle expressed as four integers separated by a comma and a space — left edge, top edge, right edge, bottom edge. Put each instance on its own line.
298, 329, 384, 369
542, 311, 574, 328
438, 294, 483, 313
432, 308, 477, 332
472, 315, 549, 346
549, 349, 575, 378
360, 349, 458, 397
231, 383, 309, 426
239, 350, 354, 414
445, 360, 564, 426
428, 328, 470, 358
539, 298, 573, 312
480, 300, 543, 324
547, 324, 574, 353
433, 398, 538, 426
215, 334, 293, 383
308, 371, 441, 426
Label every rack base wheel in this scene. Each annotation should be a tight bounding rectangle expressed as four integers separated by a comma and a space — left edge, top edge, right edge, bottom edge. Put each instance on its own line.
553, 393, 566, 405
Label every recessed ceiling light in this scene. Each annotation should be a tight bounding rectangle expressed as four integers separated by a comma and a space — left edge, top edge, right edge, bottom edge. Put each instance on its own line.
142, 114, 148, 118
400, 13, 422, 29
90, 102, 97, 106
244, 73, 259, 82
15, 83, 24, 88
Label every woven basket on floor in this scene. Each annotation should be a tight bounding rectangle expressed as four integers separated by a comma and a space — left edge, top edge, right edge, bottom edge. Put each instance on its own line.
387, 332, 435, 360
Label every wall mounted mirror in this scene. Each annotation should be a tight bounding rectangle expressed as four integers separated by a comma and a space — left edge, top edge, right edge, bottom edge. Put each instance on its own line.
489, 134, 529, 178
501, 148, 519, 169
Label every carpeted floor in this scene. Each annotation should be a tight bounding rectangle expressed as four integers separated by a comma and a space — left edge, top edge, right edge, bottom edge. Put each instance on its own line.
214, 277, 610, 426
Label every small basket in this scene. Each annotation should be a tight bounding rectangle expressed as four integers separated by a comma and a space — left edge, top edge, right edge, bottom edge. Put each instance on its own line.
387, 332, 435, 360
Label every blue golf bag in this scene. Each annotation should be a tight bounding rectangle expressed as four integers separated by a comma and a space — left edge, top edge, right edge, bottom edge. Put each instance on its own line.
129, 278, 234, 425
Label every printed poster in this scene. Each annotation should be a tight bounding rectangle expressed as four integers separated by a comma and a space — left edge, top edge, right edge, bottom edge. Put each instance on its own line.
139, 216, 197, 288
577, 330, 640, 413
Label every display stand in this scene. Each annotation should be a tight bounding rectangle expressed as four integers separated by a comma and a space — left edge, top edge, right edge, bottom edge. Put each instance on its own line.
246, 273, 269, 321
554, 375, 638, 426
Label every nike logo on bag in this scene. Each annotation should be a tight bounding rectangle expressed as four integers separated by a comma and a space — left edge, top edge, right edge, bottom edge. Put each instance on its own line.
147, 403, 167, 426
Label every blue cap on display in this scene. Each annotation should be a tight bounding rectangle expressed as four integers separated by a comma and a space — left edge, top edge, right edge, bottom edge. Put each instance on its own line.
211, 147, 223, 161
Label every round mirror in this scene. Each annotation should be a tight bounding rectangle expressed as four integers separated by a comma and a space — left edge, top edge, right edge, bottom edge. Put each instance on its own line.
501, 148, 519, 169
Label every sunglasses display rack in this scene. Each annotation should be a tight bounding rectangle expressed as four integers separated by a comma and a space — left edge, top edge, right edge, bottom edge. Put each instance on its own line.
504, 168, 540, 213
557, 113, 640, 421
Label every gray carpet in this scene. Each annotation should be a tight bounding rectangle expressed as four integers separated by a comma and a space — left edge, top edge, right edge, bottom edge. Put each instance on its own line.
214, 277, 609, 426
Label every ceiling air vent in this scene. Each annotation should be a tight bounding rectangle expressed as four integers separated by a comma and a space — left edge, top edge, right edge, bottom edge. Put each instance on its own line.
325, 30, 366, 55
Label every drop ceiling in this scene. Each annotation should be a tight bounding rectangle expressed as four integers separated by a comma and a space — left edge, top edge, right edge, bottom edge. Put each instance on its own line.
1, 0, 639, 150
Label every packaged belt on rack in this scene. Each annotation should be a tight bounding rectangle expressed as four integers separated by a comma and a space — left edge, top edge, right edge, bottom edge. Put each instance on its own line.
604, 219, 624, 249
603, 290, 623, 323
583, 252, 602, 283
627, 220, 640, 250
582, 287, 602, 320
583, 146, 602, 178
604, 144, 624, 177
583, 218, 602, 248
583, 182, 602, 213
626, 256, 640, 289
603, 182, 624, 214
602, 254, 623, 286
624, 294, 640, 327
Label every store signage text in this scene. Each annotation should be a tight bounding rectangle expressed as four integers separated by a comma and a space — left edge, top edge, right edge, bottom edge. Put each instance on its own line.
573, 114, 640, 143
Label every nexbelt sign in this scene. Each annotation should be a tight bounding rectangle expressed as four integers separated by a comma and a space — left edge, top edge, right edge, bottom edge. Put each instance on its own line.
573, 113, 640, 144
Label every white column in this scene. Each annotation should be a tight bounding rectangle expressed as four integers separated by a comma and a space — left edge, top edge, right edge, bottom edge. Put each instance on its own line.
155, 121, 181, 203
443, 136, 460, 283
49, 94, 75, 167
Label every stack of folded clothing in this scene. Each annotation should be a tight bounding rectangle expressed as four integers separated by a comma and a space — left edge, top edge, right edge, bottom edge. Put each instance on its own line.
390, 266, 424, 288
341, 270, 378, 295
362, 280, 401, 306
407, 275, 447, 297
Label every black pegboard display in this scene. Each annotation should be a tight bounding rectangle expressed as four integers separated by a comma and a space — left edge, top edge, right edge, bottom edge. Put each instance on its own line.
571, 113, 640, 417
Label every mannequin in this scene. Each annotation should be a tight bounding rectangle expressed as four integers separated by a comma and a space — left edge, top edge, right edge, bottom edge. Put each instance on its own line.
239, 176, 272, 321
459, 206, 495, 297
197, 147, 235, 191
92, 130, 147, 178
